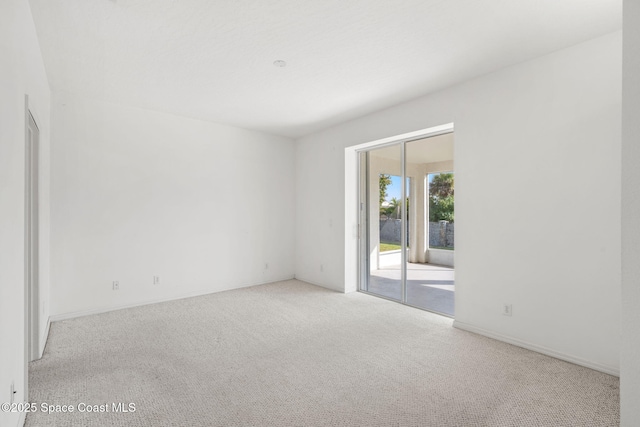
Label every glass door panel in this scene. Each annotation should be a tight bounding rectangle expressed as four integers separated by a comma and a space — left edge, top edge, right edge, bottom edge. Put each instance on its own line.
358, 132, 455, 317
361, 144, 403, 301
405, 136, 455, 316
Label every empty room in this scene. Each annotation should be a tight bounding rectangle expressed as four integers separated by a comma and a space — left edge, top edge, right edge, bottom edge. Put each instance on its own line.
2, 0, 640, 426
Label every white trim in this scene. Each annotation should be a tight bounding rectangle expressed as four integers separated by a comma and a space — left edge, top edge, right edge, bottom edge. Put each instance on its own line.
39, 316, 51, 358
18, 411, 26, 427
400, 141, 407, 303
452, 320, 619, 377
50, 276, 295, 322
26, 109, 40, 363
352, 123, 454, 152
293, 276, 346, 293
344, 148, 360, 293
22, 94, 31, 412
345, 123, 455, 295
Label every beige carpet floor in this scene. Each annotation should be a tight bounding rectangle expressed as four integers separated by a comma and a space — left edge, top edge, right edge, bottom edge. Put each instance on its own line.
27, 279, 619, 426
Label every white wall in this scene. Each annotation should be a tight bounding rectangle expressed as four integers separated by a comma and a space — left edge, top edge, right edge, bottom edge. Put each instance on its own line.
0, 1, 51, 426
621, 0, 640, 423
296, 32, 621, 374
50, 93, 295, 318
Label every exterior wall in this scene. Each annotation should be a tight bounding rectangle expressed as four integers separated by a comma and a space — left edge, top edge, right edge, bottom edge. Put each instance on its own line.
297, 32, 621, 374
427, 249, 454, 267
379, 219, 404, 244
382, 220, 454, 248
428, 222, 454, 248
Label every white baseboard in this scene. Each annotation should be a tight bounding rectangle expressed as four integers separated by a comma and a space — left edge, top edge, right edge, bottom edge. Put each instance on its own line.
452, 320, 619, 377
50, 276, 295, 322
293, 276, 344, 293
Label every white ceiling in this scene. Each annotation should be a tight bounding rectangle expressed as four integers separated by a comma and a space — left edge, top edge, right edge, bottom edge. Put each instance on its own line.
407, 132, 454, 164
28, 0, 621, 138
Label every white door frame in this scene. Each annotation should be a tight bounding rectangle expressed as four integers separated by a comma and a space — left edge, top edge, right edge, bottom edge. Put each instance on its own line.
24, 96, 40, 366
344, 123, 454, 294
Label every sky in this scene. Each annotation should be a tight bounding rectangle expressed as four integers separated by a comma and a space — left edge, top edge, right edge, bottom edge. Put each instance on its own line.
386, 175, 403, 201
384, 173, 441, 201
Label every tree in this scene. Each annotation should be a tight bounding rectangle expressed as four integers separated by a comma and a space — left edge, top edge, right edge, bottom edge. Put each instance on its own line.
429, 173, 454, 222
379, 174, 391, 207
388, 197, 400, 219
430, 173, 454, 198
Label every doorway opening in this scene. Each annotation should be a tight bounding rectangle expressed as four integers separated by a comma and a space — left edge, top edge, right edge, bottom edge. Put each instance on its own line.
25, 109, 40, 362
357, 129, 455, 317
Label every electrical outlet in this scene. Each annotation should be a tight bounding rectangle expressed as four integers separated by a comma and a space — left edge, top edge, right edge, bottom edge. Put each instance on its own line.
503, 304, 512, 316
153, 276, 160, 285
112, 281, 119, 290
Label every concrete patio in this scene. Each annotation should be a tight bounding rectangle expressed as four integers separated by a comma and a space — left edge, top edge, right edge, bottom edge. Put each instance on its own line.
367, 261, 455, 316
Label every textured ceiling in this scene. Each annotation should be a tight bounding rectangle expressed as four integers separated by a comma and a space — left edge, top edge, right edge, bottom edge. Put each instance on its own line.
29, 0, 621, 138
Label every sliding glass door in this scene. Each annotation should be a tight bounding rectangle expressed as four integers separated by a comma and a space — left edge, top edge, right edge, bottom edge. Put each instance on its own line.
360, 143, 404, 301
358, 132, 455, 317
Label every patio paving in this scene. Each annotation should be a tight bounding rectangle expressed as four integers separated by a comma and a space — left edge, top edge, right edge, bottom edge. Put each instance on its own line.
367, 262, 455, 316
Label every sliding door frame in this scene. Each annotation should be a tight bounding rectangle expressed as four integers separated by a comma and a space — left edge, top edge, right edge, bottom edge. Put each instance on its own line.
354, 123, 454, 309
